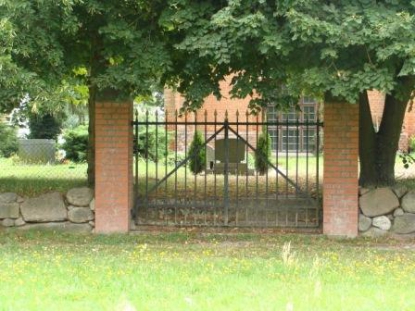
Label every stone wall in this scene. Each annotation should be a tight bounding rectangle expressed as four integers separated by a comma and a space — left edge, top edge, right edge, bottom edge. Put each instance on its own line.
0, 187, 94, 233
359, 186, 415, 236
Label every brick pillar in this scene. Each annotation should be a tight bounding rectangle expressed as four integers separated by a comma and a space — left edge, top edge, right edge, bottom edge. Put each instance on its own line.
95, 101, 133, 233
323, 102, 359, 237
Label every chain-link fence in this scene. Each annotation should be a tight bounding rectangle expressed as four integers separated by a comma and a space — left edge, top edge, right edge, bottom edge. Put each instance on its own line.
0, 121, 88, 195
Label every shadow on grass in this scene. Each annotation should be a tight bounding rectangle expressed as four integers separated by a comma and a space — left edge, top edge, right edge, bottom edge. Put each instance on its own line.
0, 177, 88, 196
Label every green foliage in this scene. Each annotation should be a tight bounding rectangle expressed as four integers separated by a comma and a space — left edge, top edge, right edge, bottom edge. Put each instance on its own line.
409, 136, 415, 153
0, 122, 18, 158
135, 127, 169, 163
255, 131, 271, 175
188, 130, 206, 175
61, 125, 88, 163
28, 113, 61, 140
246, 152, 255, 169
399, 153, 415, 170
0, 0, 175, 113
167, 1, 415, 107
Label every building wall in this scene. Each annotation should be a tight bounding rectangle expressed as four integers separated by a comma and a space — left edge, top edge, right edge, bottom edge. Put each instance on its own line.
164, 79, 260, 151
368, 90, 415, 151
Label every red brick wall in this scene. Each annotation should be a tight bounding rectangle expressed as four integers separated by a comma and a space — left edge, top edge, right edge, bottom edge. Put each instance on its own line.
368, 90, 415, 151
95, 101, 133, 233
403, 103, 415, 151
323, 102, 359, 237
165, 79, 260, 151
165, 77, 257, 122
367, 90, 385, 131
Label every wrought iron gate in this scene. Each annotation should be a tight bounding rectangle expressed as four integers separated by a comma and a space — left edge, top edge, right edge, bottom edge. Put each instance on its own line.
132, 109, 323, 228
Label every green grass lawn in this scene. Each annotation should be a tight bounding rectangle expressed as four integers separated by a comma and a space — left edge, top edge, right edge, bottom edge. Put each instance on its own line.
0, 158, 88, 195
0, 230, 414, 310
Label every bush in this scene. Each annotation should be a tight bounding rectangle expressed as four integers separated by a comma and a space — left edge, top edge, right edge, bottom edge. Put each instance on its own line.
409, 135, 415, 153
61, 125, 88, 162
28, 113, 62, 140
135, 126, 170, 162
255, 131, 271, 175
0, 123, 18, 158
188, 130, 206, 175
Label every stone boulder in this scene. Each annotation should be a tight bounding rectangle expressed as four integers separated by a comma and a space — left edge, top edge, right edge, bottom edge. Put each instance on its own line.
0, 202, 20, 219
68, 207, 94, 223
401, 191, 415, 214
14, 218, 26, 227
21, 192, 67, 222
359, 188, 399, 217
372, 216, 391, 231
0, 193, 18, 203
66, 187, 93, 207
361, 227, 388, 237
0, 192, 20, 219
1, 218, 15, 227
392, 185, 408, 199
392, 214, 415, 234
393, 208, 405, 217
358, 214, 372, 232
89, 198, 95, 211
359, 188, 370, 196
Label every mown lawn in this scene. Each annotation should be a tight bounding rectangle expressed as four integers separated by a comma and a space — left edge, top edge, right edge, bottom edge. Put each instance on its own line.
0, 230, 414, 311
0, 158, 88, 195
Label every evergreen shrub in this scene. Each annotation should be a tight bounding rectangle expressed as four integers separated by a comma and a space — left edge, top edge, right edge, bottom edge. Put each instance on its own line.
61, 125, 88, 162
188, 130, 206, 175
28, 113, 62, 140
255, 131, 272, 175
0, 123, 18, 158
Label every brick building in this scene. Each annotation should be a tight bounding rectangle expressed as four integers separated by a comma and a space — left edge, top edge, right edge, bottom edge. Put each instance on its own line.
367, 90, 415, 152
164, 79, 320, 154
165, 85, 415, 153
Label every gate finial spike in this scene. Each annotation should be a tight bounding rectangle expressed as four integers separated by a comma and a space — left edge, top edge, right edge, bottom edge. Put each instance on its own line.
225, 110, 228, 120
134, 109, 138, 119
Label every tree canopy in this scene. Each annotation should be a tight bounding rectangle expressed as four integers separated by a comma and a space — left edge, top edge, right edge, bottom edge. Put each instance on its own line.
0, 0, 177, 184
2, 0, 415, 186
164, 0, 415, 186
165, 0, 415, 105
0, 0, 174, 111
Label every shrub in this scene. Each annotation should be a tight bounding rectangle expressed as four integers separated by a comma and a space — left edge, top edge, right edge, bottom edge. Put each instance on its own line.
188, 130, 206, 175
135, 126, 170, 162
0, 123, 18, 158
255, 131, 271, 175
61, 125, 88, 162
28, 113, 62, 140
409, 135, 415, 153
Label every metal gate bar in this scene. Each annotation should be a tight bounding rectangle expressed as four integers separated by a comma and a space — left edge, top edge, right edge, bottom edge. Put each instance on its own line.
132, 109, 323, 228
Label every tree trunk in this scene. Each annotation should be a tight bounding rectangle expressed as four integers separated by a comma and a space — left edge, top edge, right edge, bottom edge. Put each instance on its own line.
375, 93, 408, 185
359, 90, 409, 187
359, 91, 377, 186
87, 85, 96, 187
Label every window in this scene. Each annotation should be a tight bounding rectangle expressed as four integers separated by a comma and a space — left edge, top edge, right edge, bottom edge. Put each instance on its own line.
303, 105, 316, 122
266, 98, 318, 153
282, 129, 299, 152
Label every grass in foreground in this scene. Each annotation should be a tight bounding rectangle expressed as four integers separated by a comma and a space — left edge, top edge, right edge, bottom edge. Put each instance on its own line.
0, 230, 414, 311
